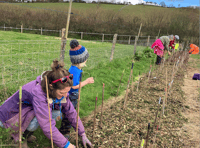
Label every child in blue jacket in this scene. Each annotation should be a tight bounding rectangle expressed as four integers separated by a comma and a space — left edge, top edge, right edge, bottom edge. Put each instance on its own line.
59, 40, 94, 139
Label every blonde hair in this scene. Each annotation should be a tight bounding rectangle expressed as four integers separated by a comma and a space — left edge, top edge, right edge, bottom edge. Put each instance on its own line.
72, 60, 87, 69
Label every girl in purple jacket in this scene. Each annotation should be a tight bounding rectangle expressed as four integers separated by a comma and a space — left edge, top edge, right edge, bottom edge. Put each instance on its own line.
0, 60, 92, 148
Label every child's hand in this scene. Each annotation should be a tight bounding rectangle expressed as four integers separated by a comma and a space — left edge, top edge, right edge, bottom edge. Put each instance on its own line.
87, 77, 94, 84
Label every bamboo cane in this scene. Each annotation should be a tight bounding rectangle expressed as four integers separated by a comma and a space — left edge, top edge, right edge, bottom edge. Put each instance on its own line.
2, 73, 8, 99
76, 73, 82, 148
123, 63, 134, 110
45, 76, 54, 148
92, 96, 98, 143
165, 67, 168, 105
136, 71, 141, 92
19, 86, 22, 148
162, 88, 166, 116
127, 134, 132, 148
153, 97, 161, 133
152, 125, 159, 148
148, 65, 152, 81
100, 83, 104, 128
145, 123, 150, 148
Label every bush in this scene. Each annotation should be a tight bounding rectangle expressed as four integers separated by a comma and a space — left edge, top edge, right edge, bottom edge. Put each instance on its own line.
134, 50, 144, 61
143, 47, 154, 58
134, 47, 155, 61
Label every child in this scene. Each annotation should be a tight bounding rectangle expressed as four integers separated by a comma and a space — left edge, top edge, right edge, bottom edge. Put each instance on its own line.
59, 40, 94, 139
0, 60, 92, 148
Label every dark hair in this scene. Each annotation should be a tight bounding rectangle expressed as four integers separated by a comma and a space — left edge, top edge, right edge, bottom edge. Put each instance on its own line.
41, 60, 73, 98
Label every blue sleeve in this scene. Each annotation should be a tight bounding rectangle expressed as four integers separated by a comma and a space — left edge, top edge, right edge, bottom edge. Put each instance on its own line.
73, 73, 80, 86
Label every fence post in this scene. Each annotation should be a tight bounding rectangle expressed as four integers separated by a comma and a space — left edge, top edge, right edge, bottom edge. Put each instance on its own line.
110, 34, 118, 61
60, 28, 66, 62
128, 36, 131, 45
41, 27, 42, 35
156, 36, 158, 40
59, 30, 61, 37
102, 34, 104, 42
133, 36, 138, 55
147, 35, 150, 47
21, 24, 23, 33
81, 32, 83, 40
4, 24, 5, 31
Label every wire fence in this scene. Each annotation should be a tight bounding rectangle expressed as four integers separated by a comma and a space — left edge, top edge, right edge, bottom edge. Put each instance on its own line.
0, 39, 148, 89
0, 25, 157, 45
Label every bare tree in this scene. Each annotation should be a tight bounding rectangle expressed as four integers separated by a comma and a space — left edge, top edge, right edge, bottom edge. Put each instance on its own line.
160, 1, 166, 7
169, 4, 174, 7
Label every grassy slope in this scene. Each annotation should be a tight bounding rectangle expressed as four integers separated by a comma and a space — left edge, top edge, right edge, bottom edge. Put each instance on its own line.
9, 3, 176, 19
0, 30, 154, 117
0, 30, 156, 147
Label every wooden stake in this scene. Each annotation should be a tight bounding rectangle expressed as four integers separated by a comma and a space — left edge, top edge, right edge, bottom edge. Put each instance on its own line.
128, 36, 131, 44
157, 29, 161, 38
102, 34, 104, 42
123, 63, 134, 110
145, 123, 150, 148
92, 96, 98, 143
65, 0, 72, 39
76, 73, 82, 148
21, 24, 23, 33
137, 23, 142, 39
19, 86, 22, 148
60, 0, 73, 62
81, 32, 83, 40
41, 27, 42, 35
45, 76, 54, 148
100, 83, 104, 128
134, 23, 142, 55
110, 34, 118, 61
127, 134, 132, 148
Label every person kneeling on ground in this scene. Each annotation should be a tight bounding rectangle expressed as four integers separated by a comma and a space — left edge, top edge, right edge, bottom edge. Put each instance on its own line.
0, 60, 93, 148
189, 43, 199, 54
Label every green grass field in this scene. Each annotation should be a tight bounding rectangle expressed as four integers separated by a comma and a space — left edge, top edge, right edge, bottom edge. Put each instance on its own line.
0, 30, 153, 116
0, 30, 157, 147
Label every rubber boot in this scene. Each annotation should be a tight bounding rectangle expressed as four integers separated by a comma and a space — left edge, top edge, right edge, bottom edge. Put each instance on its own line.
59, 115, 71, 139
23, 130, 36, 143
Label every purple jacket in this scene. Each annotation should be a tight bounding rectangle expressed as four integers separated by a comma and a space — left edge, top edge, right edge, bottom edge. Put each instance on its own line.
0, 75, 85, 148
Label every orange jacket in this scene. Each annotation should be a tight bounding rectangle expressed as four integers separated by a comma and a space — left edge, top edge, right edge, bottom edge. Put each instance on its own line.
189, 44, 199, 54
